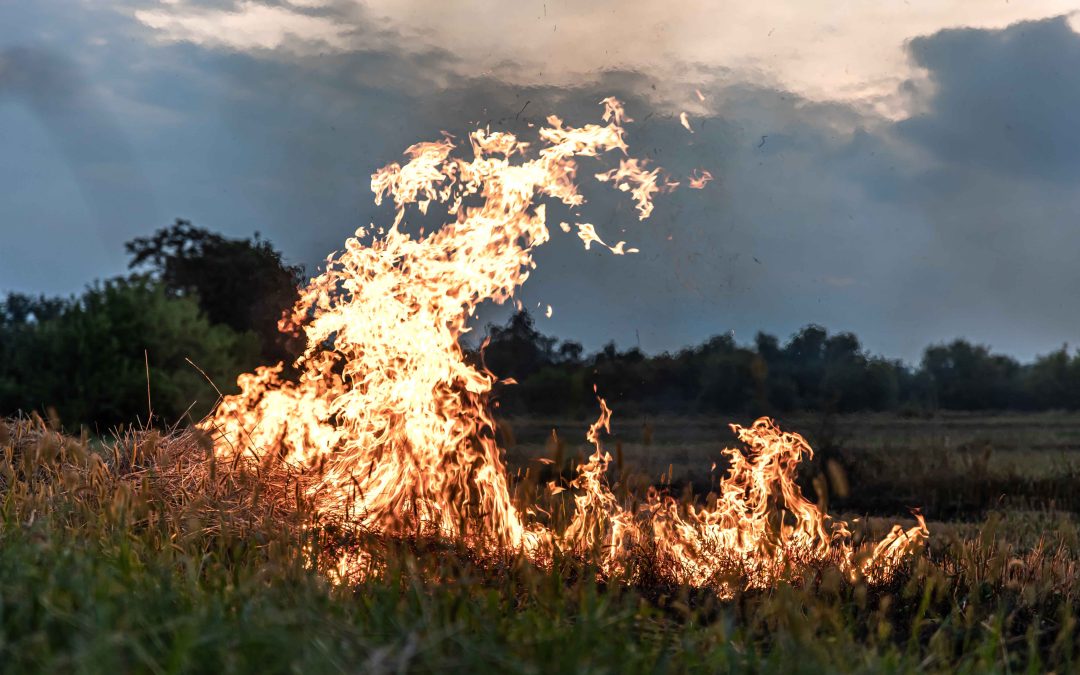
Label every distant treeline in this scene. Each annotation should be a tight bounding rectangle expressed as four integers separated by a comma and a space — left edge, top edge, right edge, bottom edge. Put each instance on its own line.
482, 311, 1080, 418
3, 221, 1080, 429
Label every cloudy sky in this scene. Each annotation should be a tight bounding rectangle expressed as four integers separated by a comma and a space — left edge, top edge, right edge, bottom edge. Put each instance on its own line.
2, 1, 1080, 362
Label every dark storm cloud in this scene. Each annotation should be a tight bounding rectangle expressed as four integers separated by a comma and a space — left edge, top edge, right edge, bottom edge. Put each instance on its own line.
898, 16, 1080, 182
875, 17, 1080, 358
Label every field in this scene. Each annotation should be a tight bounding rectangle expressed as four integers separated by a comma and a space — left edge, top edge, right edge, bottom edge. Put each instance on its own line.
2, 412, 1080, 673
502, 411, 1080, 520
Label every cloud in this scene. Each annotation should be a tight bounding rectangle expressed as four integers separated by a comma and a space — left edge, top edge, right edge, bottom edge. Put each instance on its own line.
183, 13, 1080, 361
875, 17, 1080, 358
5, 2, 1080, 363
134, 1, 352, 52
132, 0, 1080, 111
899, 16, 1080, 182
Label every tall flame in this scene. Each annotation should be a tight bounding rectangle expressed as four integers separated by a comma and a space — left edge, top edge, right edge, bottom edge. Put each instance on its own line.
209, 98, 926, 594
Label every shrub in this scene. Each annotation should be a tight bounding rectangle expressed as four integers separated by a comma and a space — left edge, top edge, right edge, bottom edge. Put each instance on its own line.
0, 277, 259, 430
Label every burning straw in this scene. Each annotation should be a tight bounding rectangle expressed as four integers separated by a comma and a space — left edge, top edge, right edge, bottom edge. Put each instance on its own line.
194, 98, 928, 594
0, 96, 928, 596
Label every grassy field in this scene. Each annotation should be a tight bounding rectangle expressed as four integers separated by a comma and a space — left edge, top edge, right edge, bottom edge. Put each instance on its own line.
2, 413, 1079, 673
501, 411, 1080, 517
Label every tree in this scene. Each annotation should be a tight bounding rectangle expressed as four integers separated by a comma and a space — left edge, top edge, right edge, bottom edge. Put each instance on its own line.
126, 219, 305, 365
1024, 347, 1080, 410
0, 277, 259, 430
482, 310, 561, 381
921, 340, 1023, 410
693, 335, 757, 413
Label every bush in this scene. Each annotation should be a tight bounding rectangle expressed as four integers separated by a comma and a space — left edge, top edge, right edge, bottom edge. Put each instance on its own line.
0, 277, 259, 430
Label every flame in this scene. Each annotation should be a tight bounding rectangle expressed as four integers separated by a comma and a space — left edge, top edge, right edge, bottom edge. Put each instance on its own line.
680, 111, 694, 133
593, 157, 674, 220
688, 169, 714, 189
208, 97, 926, 594
571, 222, 638, 255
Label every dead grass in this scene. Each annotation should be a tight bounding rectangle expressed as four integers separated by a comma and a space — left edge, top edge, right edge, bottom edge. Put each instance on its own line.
3, 412, 1080, 672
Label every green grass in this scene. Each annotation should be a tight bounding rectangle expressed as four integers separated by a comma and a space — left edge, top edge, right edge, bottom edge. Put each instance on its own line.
2, 415, 1080, 673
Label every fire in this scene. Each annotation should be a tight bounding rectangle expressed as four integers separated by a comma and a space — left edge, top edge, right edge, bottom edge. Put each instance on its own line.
680, 111, 694, 133
688, 169, 714, 189
208, 98, 926, 594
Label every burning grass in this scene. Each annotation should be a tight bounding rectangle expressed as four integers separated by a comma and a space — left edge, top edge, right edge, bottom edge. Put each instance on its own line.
204, 98, 925, 592
0, 414, 916, 597
2, 414, 1080, 672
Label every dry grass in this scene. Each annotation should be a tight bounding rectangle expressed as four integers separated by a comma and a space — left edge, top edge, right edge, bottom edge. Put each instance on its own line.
0, 414, 309, 546
3, 412, 1080, 672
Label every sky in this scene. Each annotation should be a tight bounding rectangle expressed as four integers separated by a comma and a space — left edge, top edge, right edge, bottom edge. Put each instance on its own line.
2, 1, 1080, 363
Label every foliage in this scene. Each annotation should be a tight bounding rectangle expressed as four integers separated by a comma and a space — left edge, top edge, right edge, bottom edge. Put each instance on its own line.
126, 219, 305, 365
922, 340, 1024, 410
484, 310, 1080, 417
0, 277, 259, 430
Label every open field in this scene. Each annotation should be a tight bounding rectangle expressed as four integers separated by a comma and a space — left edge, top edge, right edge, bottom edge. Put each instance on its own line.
2, 413, 1080, 672
501, 411, 1080, 518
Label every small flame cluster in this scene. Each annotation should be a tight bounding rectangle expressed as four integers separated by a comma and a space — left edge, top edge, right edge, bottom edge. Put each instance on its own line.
209, 99, 926, 595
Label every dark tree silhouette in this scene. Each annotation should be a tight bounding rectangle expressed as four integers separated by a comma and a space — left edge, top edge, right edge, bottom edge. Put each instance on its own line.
126, 219, 305, 365
483, 310, 567, 380
921, 340, 1024, 410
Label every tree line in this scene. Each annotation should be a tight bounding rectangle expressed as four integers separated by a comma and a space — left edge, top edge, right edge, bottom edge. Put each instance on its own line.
482, 308, 1080, 418
3, 221, 1080, 430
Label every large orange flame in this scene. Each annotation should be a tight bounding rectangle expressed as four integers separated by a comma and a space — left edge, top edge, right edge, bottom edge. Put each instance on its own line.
208, 98, 926, 595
